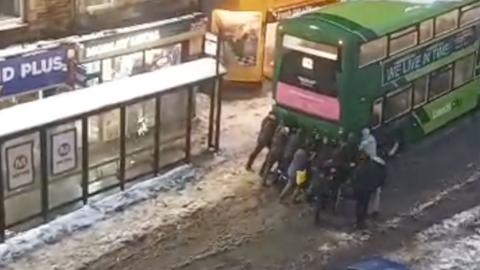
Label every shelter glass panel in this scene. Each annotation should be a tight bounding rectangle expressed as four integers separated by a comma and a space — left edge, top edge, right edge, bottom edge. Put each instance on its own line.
125, 98, 156, 180
158, 89, 189, 168
87, 109, 121, 193
46, 121, 83, 209
1, 132, 41, 226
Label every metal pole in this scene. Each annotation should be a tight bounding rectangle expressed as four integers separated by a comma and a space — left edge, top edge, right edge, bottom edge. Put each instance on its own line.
214, 77, 223, 152
208, 31, 222, 149
153, 96, 161, 174
0, 142, 6, 242
119, 107, 126, 190
81, 118, 89, 204
40, 129, 49, 222
186, 87, 194, 162
207, 81, 215, 149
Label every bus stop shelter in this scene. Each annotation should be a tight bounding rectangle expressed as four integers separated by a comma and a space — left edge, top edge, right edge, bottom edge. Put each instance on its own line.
0, 57, 226, 241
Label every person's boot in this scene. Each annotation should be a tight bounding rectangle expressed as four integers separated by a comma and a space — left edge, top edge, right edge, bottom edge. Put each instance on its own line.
355, 220, 367, 230
245, 156, 254, 172
370, 211, 380, 219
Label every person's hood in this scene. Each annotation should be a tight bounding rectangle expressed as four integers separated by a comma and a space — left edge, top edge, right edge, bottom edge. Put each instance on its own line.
362, 128, 370, 138
372, 156, 386, 166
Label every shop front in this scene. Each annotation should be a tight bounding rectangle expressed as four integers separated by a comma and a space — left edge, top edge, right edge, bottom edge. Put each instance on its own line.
71, 13, 207, 144
208, 0, 333, 82
0, 45, 75, 110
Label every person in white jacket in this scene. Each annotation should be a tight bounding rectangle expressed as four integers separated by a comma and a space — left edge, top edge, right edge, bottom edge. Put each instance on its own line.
358, 128, 377, 159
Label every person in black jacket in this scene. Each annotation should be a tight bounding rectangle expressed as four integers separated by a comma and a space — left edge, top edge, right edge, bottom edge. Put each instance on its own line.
246, 111, 278, 171
350, 152, 384, 230
260, 126, 289, 185
279, 128, 302, 172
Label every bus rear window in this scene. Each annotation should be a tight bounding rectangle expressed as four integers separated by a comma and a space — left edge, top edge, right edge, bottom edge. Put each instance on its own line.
280, 36, 339, 97
283, 35, 338, 60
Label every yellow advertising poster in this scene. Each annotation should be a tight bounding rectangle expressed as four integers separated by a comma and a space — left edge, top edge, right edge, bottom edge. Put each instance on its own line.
212, 10, 264, 82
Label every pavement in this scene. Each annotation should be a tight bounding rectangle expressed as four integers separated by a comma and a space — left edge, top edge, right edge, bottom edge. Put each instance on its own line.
5, 81, 480, 270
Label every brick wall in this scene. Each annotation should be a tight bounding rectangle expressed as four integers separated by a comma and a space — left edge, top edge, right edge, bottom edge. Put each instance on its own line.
0, 0, 74, 48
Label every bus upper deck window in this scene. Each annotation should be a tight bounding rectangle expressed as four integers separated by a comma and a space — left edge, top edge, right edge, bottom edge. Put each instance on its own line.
460, 5, 480, 26
389, 27, 417, 56
419, 19, 433, 43
359, 37, 387, 67
435, 10, 459, 36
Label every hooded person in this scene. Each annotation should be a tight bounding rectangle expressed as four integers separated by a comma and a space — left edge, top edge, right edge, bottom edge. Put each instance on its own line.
279, 147, 309, 201
279, 128, 303, 172
246, 111, 278, 171
358, 128, 377, 160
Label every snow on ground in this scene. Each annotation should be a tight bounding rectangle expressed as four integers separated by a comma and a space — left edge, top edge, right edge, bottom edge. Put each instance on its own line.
389, 205, 480, 269
0, 165, 194, 267
5, 89, 273, 270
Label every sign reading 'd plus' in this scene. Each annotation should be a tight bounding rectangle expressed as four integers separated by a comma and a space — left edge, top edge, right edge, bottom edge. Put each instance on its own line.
0, 48, 69, 97
382, 27, 478, 85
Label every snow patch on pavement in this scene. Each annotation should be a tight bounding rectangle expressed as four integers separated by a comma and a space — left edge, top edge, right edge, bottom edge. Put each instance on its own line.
390, 204, 480, 269
0, 165, 194, 266
384, 170, 480, 230
417, 205, 480, 242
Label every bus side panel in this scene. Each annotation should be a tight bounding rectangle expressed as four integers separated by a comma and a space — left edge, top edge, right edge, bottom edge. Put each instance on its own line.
413, 79, 480, 134
342, 62, 384, 133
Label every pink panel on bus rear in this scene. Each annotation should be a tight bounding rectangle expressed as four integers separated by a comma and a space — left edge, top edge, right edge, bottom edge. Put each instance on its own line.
276, 82, 340, 121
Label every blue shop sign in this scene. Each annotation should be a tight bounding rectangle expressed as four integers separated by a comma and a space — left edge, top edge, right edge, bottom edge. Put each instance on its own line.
0, 47, 70, 97
382, 27, 478, 85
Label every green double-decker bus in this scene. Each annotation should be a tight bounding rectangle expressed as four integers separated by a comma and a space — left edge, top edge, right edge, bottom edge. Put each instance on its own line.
273, 0, 480, 146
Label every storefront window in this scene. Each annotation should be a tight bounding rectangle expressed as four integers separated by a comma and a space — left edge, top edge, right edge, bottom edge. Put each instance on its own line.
145, 44, 182, 72
83, 61, 102, 86
0, 0, 22, 24
0, 97, 16, 110
102, 52, 144, 82
14, 91, 39, 105
43, 85, 72, 98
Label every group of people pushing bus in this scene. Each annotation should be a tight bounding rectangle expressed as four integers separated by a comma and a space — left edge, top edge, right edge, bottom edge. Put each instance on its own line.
246, 110, 394, 230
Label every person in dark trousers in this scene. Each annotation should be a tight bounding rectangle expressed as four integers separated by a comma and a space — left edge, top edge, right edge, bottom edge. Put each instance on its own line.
260, 126, 289, 185
350, 152, 383, 230
309, 154, 329, 225
280, 147, 309, 201
369, 156, 387, 218
279, 128, 302, 172
246, 111, 278, 171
